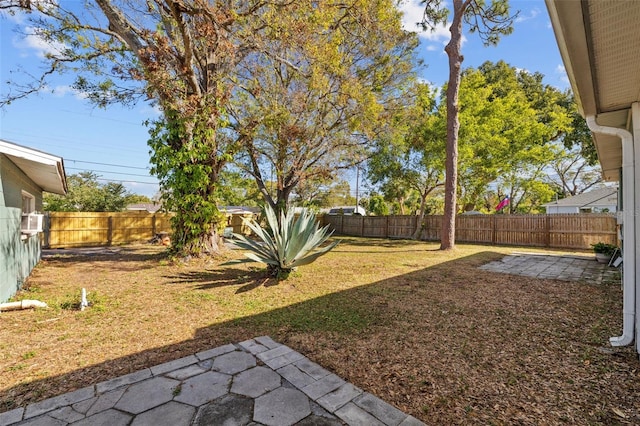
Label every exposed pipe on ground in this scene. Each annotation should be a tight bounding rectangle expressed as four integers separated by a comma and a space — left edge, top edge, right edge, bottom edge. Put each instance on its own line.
586, 115, 635, 347
0, 300, 48, 312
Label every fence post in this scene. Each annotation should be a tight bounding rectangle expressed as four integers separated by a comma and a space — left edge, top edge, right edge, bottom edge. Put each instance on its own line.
492, 215, 497, 245
152, 214, 157, 237
545, 214, 551, 247
385, 216, 389, 238
107, 216, 113, 246
43, 212, 51, 249
360, 216, 365, 237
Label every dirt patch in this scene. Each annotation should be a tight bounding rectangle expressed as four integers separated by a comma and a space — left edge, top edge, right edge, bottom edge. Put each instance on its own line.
1, 239, 638, 424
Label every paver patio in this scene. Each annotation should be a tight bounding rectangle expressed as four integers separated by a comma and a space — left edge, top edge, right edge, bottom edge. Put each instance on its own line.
479, 252, 619, 283
0, 336, 424, 426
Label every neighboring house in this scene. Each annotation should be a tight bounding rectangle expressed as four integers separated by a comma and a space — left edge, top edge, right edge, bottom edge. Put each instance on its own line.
546, 1, 640, 353
0, 140, 67, 302
542, 187, 618, 214
126, 202, 163, 213
327, 206, 366, 216
219, 206, 261, 215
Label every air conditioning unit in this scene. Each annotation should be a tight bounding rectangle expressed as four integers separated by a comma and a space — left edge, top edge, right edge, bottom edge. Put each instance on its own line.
21, 213, 44, 234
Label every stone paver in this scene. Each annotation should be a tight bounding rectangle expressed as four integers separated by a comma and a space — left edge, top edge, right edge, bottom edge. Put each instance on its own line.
354, 393, 408, 425
479, 252, 619, 283
317, 383, 363, 412
83, 387, 126, 417
115, 376, 180, 414
174, 371, 231, 406
301, 373, 346, 400
254, 387, 311, 426
130, 401, 195, 426
231, 366, 281, 398
212, 350, 256, 374
72, 409, 132, 426
335, 402, 386, 426
194, 394, 253, 425
2, 336, 425, 426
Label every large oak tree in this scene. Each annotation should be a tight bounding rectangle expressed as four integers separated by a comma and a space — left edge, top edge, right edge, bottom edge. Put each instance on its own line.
226, 0, 417, 214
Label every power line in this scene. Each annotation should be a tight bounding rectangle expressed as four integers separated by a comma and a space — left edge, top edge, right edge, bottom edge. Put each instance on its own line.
0, 130, 148, 155
95, 177, 158, 185
65, 167, 152, 178
66, 159, 150, 170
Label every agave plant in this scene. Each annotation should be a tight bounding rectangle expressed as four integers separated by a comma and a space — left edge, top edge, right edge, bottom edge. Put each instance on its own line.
228, 205, 339, 278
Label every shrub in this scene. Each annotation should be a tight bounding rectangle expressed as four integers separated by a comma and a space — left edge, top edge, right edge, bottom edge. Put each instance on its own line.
591, 242, 618, 256
227, 205, 339, 278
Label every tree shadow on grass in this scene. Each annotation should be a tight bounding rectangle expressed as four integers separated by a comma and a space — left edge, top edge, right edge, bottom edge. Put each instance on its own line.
41, 246, 168, 269
166, 268, 276, 293
329, 237, 442, 254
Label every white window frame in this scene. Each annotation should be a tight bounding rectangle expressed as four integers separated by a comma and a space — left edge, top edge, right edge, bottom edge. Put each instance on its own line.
22, 190, 35, 214
20, 191, 43, 239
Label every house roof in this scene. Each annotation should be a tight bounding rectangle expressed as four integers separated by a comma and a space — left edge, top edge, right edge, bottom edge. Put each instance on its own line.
219, 206, 261, 214
0, 139, 67, 195
126, 203, 163, 213
545, 1, 640, 181
542, 187, 618, 208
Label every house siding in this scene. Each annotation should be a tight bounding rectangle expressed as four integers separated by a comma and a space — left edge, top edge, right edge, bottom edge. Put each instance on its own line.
0, 154, 43, 303
545, 205, 579, 214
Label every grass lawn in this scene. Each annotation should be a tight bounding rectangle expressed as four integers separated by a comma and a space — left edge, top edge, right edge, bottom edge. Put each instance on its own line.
1, 237, 639, 424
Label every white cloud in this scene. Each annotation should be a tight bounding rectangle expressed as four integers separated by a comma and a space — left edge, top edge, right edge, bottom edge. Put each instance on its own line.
139, 104, 163, 118
416, 76, 439, 91
46, 85, 88, 100
400, 0, 467, 51
399, 0, 450, 41
13, 26, 66, 58
555, 64, 570, 86
515, 8, 540, 23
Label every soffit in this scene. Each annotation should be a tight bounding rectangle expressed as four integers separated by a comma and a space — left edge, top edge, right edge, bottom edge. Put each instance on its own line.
586, 1, 640, 115
546, 0, 640, 181
0, 140, 67, 195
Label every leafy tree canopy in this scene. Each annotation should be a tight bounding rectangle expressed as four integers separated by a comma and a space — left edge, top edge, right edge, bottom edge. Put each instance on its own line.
44, 171, 146, 212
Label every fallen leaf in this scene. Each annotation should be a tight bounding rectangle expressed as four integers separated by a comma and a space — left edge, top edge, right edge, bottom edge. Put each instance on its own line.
612, 408, 627, 419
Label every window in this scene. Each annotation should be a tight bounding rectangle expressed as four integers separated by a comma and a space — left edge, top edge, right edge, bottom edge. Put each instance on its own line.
22, 191, 35, 214
20, 191, 43, 237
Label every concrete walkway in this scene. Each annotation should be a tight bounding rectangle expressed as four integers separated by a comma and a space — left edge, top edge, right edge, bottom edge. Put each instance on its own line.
479, 252, 619, 283
1, 336, 424, 426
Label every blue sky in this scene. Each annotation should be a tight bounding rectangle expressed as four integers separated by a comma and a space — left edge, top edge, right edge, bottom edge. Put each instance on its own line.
0, 0, 568, 198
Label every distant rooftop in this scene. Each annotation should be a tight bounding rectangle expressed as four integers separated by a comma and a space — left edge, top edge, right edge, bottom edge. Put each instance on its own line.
542, 187, 618, 208
126, 202, 163, 213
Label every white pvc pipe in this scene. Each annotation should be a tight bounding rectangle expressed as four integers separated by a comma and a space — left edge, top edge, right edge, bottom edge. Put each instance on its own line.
0, 300, 48, 312
586, 115, 635, 347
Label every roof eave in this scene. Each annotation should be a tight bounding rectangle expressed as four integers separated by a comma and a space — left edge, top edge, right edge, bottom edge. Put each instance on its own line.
0, 140, 67, 195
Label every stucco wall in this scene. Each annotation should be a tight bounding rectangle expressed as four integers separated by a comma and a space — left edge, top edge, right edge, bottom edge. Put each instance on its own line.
0, 154, 44, 302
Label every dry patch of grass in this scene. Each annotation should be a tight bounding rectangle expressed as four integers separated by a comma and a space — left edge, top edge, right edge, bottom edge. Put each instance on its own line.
1, 238, 638, 424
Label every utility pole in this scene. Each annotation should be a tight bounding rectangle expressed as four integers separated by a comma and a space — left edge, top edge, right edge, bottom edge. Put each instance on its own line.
355, 165, 359, 211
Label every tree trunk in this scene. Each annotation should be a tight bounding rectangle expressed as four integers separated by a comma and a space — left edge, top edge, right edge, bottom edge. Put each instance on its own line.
174, 225, 225, 256
412, 189, 429, 240
440, 0, 465, 251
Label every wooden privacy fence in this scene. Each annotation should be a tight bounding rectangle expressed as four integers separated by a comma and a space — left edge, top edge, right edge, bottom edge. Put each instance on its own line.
43, 211, 256, 249
321, 213, 618, 250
